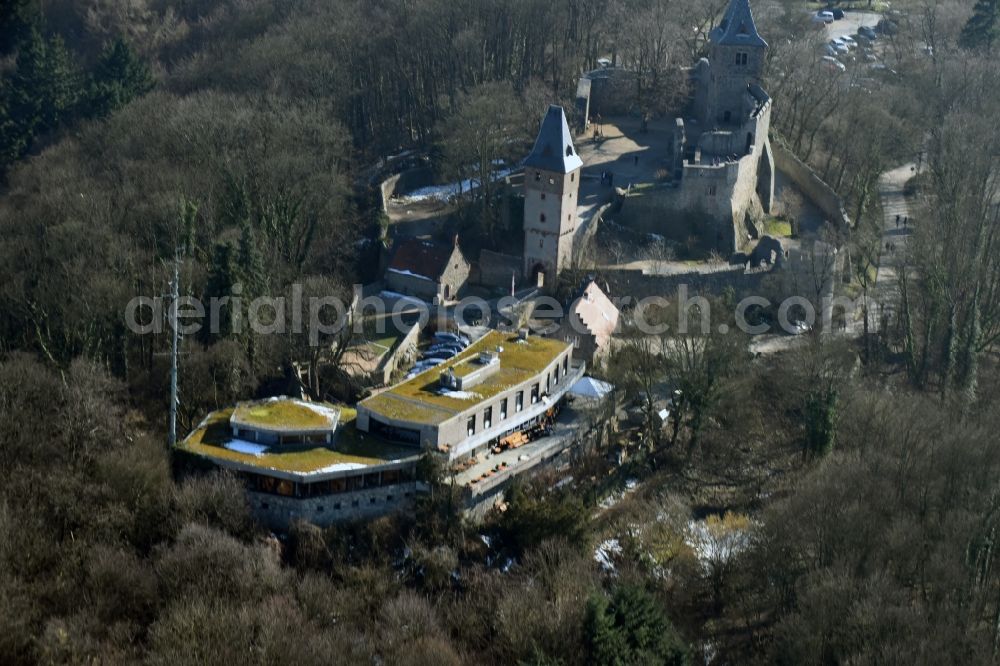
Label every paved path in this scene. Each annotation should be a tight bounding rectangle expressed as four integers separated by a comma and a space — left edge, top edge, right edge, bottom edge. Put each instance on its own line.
750, 161, 916, 355
874, 163, 914, 298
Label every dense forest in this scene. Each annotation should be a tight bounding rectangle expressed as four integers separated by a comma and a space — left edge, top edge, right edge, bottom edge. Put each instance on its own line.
1, 0, 999, 663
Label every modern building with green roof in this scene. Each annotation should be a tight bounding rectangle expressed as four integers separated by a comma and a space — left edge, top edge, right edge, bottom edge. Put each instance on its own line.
177, 398, 424, 527
357, 329, 585, 461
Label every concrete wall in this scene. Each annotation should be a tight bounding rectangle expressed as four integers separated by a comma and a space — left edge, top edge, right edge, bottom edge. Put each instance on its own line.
249, 483, 423, 530
374, 322, 421, 385
772, 142, 851, 229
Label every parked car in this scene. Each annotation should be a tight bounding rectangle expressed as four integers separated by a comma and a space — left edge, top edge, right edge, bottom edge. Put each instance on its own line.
858, 25, 878, 40
823, 43, 838, 57
421, 350, 454, 361
830, 7, 845, 20
434, 332, 470, 346
821, 56, 847, 72
814, 10, 834, 24
839, 35, 857, 48
428, 343, 464, 355
829, 40, 849, 54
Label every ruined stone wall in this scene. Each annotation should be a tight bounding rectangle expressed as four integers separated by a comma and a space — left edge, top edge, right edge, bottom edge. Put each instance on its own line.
379, 166, 434, 213
772, 142, 851, 228
478, 249, 523, 290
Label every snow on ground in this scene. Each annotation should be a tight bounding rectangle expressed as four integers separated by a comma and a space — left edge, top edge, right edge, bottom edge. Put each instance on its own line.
395, 168, 514, 203
597, 478, 639, 511
225, 440, 269, 456
685, 518, 753, 572
387, 268, 434, 281
436, 388, 481, 400
594, 538, 623, 573
379, 290, 427, 306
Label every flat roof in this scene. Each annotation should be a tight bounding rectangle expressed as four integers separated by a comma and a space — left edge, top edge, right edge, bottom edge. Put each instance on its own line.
231, 398, 340, 434
178, 406, 417, 477
360, 330, 571, 426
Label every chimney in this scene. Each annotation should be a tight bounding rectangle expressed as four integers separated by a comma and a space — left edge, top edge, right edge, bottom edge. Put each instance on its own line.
453, 234, 460, 248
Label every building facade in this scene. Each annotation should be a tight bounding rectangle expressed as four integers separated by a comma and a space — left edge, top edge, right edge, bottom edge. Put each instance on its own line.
176, 398, 424, 529
385, 237, 470, 303
522, 105, 583, 291
356, 330, 584, 462
668, 0, 775, 252
556, 280, 620, 367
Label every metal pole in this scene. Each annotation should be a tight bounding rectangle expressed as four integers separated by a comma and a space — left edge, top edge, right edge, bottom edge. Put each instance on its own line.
168, 255, 179, 448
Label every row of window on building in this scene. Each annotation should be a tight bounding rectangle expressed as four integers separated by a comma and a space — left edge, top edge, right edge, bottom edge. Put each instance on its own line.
245, 466, 417, 498
465, 355, 569, 437
258, 491, 414, 514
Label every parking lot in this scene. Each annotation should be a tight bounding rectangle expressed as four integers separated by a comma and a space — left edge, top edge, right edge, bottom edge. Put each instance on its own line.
824, 10, 881, 42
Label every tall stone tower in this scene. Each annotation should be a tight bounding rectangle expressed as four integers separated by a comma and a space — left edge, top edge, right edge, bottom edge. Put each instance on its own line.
702, 0, 768, 126
522, 105, 583, 291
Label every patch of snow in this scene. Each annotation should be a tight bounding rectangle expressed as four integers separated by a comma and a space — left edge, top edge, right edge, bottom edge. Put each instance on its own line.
387, 268, 435, 282
597, 478, 639, 511
225, 439, 269, 456
296, 401, 341, 423
309, 462, 368, 474
395, 168, 514, 204
379, 290, 427, 306
436, 388, 481, 400
594, 538, 622, 573
685, 518, 753, 572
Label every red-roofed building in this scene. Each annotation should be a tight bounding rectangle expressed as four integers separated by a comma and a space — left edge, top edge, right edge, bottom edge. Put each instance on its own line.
384, 237, 470, 303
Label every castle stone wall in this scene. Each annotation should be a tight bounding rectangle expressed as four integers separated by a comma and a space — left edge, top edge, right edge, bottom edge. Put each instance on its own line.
772, 143, 851, 229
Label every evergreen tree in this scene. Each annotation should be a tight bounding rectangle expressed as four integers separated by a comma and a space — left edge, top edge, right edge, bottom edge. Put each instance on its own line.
0, 0, 37, 56
585, 586, 689, 666
960, 0, 999, 51
0, 28, 81, 165
237, 221, 265, 297
804, 387, 838, 457
84, 38, 154, 118
202, 243, 239, 342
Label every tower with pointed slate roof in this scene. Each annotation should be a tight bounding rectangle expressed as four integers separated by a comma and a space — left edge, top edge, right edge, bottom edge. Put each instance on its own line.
522, 105, 583, 291
701, 0, 768, 127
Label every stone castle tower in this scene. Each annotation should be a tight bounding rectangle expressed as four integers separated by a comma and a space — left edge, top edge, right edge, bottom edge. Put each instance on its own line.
522, 105, 583, 290
700, 0, 768, 127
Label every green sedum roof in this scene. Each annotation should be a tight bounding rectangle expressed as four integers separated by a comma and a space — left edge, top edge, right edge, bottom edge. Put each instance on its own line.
360, 330, 570, 425
230, 397, 339, 433
178, 406, 416, 475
